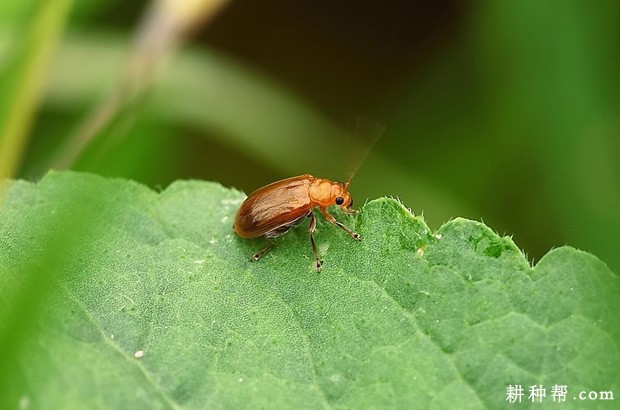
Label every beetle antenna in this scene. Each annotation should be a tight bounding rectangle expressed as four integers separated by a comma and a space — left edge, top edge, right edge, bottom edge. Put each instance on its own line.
345, 115, 385, 183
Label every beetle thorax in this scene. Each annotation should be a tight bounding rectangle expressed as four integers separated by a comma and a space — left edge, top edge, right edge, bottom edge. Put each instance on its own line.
308, 178, 347, 207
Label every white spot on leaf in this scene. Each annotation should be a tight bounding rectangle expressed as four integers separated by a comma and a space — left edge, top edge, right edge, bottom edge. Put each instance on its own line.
221, 198, 243, 206
19, 395, 30, 410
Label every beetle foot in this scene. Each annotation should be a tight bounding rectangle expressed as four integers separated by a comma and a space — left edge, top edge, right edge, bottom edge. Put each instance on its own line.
250, 243, 275, 262
315, 260, 323, 272
352, 232, 361, 240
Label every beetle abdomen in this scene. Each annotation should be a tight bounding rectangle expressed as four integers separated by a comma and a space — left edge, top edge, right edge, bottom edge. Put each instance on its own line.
234, 176, 314, 238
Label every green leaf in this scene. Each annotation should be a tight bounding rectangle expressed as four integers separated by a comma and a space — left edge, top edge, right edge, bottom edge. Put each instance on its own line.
1, 171, 618, 409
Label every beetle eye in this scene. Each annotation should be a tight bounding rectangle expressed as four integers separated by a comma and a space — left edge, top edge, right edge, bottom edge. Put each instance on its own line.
335, 196, 344, 205
349, 198, 353, 207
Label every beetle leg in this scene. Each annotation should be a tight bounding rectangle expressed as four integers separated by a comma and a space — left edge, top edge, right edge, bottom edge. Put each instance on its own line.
320, 208, 361, 240
251, 241, 274, 262
308, 212, 322, 271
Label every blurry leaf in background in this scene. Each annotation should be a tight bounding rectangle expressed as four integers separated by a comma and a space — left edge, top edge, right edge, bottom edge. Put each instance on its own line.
47, 0, 231, 171
0, 0, 73, 182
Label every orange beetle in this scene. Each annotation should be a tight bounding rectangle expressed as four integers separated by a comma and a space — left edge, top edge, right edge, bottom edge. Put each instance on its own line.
234, 174, 360, 271
234, 117, 383, 271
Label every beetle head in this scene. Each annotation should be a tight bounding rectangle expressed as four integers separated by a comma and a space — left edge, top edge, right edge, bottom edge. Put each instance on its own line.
332, 182, 357, 214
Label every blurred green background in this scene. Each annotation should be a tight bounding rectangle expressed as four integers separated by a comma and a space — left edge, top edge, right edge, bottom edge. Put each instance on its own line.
1, 0, 619, 272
